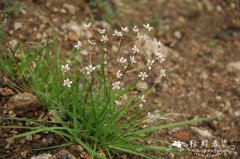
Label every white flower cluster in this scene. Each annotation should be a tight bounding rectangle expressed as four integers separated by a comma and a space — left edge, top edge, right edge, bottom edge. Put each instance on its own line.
63, 78, 72, 88
65, 22, 167, 116
61, 64, 72, 87
85, 64, 96, 75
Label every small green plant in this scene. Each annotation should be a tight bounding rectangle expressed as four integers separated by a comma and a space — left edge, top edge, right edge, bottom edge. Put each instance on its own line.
0, 23, 215, 158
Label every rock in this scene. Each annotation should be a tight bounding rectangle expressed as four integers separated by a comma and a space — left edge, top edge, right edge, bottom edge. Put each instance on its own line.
191, 127, 212, 138
31, 153, 54, 159
215, 96, 221, 101
230, 2, 236, 9
227, 61, 240, 72
54, 149, 76, 159
136, 82, 149, 91
45, 134, 54, 144
200, 71, 208, 80
62, 21, 81, 36
63, 3, 77, 15
9, 39, 18, 48
84, 153, 91, 159
234, 111, 240, 117
69, 145, 84, 153
6, 93, 42, 115
60, 8, 67, 14
53, 7, 59, 13
14, 22, 22, 30
0, 88, 14, 96
25, 135, 33, 141
177, 16, 186, 24
41, 138, 49, 147
174, 31, 182, 39
33, 134, 41, 140
21, 150, 29, 158
176, 74, 184, 85
68, 32, 79, 41
97, 148, 106, 158
169, 153, 175, 159
216, 5, 222, 12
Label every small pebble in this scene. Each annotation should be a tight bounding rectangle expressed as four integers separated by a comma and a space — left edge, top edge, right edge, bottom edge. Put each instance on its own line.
174, 31, 182, 39
234, 111, 240, 117
33, 134, 42, 140
41, 138, 49, 146
21, 150, 29, 158
25, 135, 33, 141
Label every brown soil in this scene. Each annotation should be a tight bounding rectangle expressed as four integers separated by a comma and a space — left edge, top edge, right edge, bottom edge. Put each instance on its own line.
0, 0, 240, 158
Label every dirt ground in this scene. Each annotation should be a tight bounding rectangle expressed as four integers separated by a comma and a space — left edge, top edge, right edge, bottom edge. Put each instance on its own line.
0, 0, 240, 158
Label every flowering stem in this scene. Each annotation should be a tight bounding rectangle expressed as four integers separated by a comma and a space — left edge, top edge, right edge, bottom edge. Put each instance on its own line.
84, 74, 95, 104
122, 62, 131, 76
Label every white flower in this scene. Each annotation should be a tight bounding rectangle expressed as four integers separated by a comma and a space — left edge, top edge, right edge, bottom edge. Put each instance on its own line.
138, 72, 148, 81
147, 60, 155, 70
139, 103, 143, 109
115, 100, 122, 106
100, 35, 108, 43
117, 57, 127, 64
160, 68, 166, 77
130, 56, 137, 64
112, 81, 121, 90
143, 23, 153, 31
139, 95, 146, 102
98, 29, 106, 34
154, 38, 163, 46
132, 45, 139, 54
116, 70, 123, 79
133, 26, 139, 33
85, 64, 96, 74
172, 141, 186, 148
83, 22, 91, 29
155, 50, 165, 62
121, 27, 129, 32
88, 40, 96, 45
74, 40, 82, 49
142, 124, 148, 128
154, 50, 163, 57
61, 64, 70, 73
63, 78, 72, 87
103, 48, 107, 52
113, 30, 123, 37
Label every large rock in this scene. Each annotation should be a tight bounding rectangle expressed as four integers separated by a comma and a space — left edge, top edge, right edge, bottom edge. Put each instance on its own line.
5, 93, 42, 115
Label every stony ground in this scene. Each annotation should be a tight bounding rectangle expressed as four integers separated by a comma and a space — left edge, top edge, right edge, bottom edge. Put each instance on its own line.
0, 0, 240, 158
